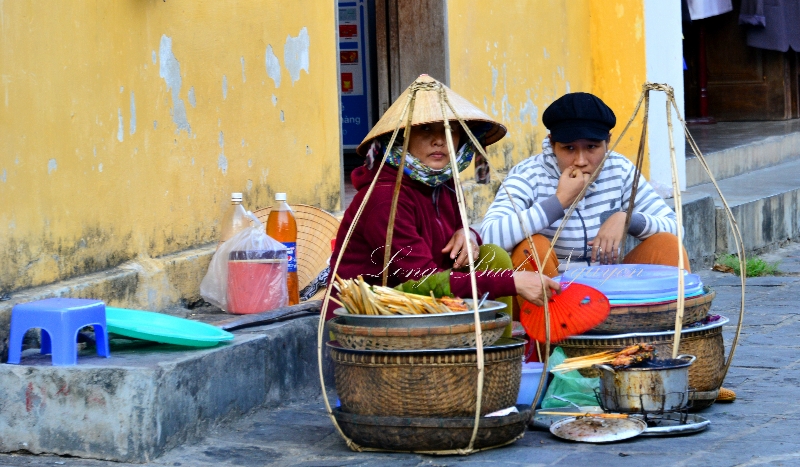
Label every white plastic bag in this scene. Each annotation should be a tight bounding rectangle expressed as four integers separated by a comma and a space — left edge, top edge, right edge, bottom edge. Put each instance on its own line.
200, 213, 289, 314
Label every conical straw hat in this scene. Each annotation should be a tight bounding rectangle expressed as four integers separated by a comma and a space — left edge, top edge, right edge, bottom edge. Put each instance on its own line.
356, 74, 507, 156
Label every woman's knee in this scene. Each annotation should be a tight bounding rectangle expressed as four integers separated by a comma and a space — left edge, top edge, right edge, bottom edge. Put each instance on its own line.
477, 244, 513, 270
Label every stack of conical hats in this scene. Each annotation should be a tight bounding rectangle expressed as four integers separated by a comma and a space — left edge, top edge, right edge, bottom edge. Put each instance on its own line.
356, 74, 507, 156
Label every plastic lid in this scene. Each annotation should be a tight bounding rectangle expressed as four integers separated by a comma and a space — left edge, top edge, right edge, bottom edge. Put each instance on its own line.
231, 192, 243, 202
275, 192, 287, 201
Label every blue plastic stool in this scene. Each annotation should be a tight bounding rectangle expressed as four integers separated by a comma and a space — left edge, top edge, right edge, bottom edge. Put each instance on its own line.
7, 298, 110, 365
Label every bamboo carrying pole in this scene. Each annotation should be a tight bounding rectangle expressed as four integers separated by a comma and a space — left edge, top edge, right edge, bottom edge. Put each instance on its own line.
315, 79, 746, 455
614, 83, 745, 374
316, 79, 528, 455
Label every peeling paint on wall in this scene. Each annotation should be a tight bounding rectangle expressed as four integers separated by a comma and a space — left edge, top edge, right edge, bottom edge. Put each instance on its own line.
284, 27, 309, 85
117, 108, 124, 142
519, 90, 537, 125
218, 131, 227, 174
246, 180, 253, 191
158, 35, 191, 135
280, 110, 285, 122
222, 75, 228, 100
635, 15, 643, 41
129, 92, 136, 135
271, 94, 277, 106
188, 87, 196, 108
265, 45, 281, 88
152, 50, 156, 64
1, 169, 6, 183
99, 163, 103, 173
47, 159, 57, 174
241, 56, 246, 82
491, 67, 498, 97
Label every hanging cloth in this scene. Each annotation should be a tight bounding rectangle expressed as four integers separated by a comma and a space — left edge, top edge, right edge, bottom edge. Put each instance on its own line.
739, 0, 800, 52
686, 0, 733, 20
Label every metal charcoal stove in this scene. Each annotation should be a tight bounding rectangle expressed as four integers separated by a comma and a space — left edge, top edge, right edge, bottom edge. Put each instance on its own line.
592, 354, 710, 434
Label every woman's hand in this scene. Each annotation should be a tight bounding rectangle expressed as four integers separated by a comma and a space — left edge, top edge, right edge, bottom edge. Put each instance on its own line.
555, 165, 591, 208
442, 229, 480, 269
588, 211, 626, 264
513, 271, 561, 306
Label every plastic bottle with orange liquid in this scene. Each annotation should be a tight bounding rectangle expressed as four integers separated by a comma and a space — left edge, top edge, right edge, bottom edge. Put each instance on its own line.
266, 193, 299, 305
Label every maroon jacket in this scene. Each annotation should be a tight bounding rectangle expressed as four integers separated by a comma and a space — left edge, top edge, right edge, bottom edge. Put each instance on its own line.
326, 163, 516, 320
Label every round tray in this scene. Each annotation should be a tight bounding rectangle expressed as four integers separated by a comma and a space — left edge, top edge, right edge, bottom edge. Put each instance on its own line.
588, 288, 716, 334
559, 264, 704, 299
567, 315, 728, 340
332, 404, 530, 452
332, 298, 506, 328
532, 407, 709, 436
106, 307, 234, 347
328, 312, 510, 350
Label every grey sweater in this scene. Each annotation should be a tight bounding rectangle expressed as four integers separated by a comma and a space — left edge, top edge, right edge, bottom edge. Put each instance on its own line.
480, 140, 679, 262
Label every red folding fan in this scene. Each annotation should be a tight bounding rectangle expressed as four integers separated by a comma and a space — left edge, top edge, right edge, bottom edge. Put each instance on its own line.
519, 283, 610, 343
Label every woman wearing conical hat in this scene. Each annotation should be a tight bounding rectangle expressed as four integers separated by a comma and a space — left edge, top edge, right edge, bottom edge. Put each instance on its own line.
326, 75, 560, 320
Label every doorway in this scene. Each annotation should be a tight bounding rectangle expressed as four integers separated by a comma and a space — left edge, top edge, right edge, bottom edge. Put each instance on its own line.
338, 0, 449, 209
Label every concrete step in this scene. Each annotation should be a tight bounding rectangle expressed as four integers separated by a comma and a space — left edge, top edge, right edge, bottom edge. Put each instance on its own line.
685, 120, 800, 187
684, 157, 800, 257
0, 315, 328, 463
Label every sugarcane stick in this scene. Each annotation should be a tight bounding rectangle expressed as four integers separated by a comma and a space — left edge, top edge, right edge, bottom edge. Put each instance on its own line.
334, 276, 470, 316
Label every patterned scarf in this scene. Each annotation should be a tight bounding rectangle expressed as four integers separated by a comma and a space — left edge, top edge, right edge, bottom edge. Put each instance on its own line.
363, 130, 484, 187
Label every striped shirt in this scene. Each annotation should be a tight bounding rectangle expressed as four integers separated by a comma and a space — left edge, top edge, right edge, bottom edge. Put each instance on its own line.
480, 142, 678, 261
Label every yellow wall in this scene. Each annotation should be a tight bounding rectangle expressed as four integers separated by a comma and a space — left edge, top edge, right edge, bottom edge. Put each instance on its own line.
589, 0, 649, 174
0, 0, 653, 295
0, 1, 341, 293
447, 0, 647, 176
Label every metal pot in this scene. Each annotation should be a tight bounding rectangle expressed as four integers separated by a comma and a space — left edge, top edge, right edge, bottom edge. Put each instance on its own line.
595, 354, 696, 413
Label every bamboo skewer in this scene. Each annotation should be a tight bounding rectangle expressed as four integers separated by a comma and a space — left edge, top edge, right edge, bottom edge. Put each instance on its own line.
538, 411, 630, 419
552, 344, 655, 373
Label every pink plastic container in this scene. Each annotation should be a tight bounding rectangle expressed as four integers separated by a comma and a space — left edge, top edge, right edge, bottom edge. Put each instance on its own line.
226, 249, 288, 314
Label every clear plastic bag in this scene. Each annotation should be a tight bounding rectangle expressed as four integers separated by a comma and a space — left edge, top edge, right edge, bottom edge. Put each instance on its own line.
200, 213, 289, 314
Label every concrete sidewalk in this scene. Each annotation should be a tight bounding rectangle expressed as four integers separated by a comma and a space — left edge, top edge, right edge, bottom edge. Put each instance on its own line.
2, 243, 800, 467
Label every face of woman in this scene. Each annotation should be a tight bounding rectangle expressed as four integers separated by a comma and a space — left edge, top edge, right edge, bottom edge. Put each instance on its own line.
407, 121, 460, 170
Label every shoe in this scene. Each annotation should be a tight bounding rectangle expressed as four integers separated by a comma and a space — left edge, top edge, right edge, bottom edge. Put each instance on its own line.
716, 387, 736, 402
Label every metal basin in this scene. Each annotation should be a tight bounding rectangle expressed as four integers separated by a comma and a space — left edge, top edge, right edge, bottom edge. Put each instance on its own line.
595, 354, 696, 413
331, 298, 506, 328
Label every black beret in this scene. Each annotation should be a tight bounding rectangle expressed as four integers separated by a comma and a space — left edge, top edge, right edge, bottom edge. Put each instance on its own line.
542, 92, 616, 143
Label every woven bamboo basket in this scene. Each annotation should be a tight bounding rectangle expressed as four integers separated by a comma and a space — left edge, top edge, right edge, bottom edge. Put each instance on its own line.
254, 204, 340, 301
331, 405, 530, 452
330, 340, 524, 418
328, 312, 510, 351
588, 288, 716, 334
559, 317, 726, 393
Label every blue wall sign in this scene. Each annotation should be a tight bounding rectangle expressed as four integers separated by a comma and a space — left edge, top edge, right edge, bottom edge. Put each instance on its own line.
338, 1, 372, 149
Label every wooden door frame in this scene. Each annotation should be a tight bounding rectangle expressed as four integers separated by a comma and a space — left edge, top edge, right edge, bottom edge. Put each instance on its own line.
374, 0, 449, 117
